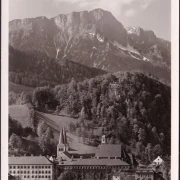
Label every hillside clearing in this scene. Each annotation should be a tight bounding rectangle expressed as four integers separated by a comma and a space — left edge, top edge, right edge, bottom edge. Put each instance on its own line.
9, 105, 32, 127
9, 82, 34, 94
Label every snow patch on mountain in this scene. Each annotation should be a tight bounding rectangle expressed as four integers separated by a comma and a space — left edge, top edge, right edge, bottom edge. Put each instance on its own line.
127, 27, 136, 34
97, 34, 104, 43
128, 52, 141, 60
113, 41, 140, 55
89, 32, 95, 39
56, 48, 60, 59
92, 47, 97, 50
143, 56, 150, 61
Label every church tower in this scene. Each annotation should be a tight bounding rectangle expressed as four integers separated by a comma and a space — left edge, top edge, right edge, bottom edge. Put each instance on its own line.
101, 135, 107, 144
57, 127, 69, 157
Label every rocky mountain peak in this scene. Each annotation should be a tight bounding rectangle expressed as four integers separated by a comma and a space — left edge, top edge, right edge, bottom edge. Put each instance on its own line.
9, 8, 171, 82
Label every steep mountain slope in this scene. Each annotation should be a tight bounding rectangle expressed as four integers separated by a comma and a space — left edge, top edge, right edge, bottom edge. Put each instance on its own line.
126, 27, 171, 68
9, 46, 106, 87
9, 8, 171, 82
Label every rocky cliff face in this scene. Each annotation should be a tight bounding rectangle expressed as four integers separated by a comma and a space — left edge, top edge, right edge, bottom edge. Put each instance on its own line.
9, 8, 171, 81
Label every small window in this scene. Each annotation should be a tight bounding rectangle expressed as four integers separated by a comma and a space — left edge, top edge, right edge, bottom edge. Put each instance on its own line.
35, 176, 37, 178
27, 171, 30, 174
32, 176, 34, 178
42, 171, 44, 174
27, 166, 30, 169
17, 166, 20, 168
13, 171, 16, 174
10, 166, 12, 169
39, 175, 41, 178
49, 171, 51, 173
13, 166, 16, 169
27, 176, 29, 178
21, 171, 23, 174
24, 166, 26, 169
32, 166, 34, 169
17, 171, 19, 174
39, 166, 41, 169
24, 176, 26, 178
9, 171, 12, 174
45, 176, 47, 178
32, 171, 34, 174
39, 171, 41, 173
48, 175, 51, 178
24, 171, 26, 174
42, 175, 44, 178
42, 166, 44, 168
45, 171, 47, 173
21, 166, 23, 169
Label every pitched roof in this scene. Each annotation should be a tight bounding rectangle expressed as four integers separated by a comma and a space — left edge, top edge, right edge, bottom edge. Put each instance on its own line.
60, 158, 129, 166
63, 127, 68, 144
95, 144, 123, 158
59, 128, 65, 144
9, 156, 53, 165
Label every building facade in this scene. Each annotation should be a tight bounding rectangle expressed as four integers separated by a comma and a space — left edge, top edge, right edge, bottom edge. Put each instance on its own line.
8, 156, 54, 180
55, 128, 137, 180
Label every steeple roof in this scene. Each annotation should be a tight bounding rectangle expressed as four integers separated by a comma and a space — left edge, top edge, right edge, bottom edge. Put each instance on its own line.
59, 128, 65, 144
58, 127, 68, 145
63, 127, 68, 144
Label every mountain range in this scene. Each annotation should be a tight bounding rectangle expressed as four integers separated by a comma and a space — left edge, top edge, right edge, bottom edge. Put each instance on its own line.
9, 8, 171, 83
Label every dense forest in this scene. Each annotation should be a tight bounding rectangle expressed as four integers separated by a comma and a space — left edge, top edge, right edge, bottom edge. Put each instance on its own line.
9, 46, 106, 87
30, 71, 170, 164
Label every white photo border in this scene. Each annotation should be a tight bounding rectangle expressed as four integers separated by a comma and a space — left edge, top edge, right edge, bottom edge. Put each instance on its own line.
1, 0, 179, 179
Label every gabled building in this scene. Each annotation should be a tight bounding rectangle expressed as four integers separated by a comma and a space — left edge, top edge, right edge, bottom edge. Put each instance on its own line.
153, 156, 164, 166
55, 128, 138, 179
8, 156, 54, 180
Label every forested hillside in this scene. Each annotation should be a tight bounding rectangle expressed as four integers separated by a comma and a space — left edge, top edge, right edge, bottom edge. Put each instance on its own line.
32, 71, 170, 164
9, 46, 106, 87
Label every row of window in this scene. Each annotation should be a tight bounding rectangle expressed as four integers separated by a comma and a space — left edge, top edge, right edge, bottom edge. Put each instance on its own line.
63, 166, 129, 170
9, 170, 51, 174
137, 174, 153, 177
22, 175, 51, 178
9, 165, 52, 169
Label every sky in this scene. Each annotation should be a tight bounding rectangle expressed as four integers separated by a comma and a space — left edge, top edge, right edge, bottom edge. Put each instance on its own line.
9, 0, 171, 41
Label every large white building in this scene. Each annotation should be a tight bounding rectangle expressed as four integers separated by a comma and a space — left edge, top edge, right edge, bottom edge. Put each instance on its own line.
8, 156, 54, 180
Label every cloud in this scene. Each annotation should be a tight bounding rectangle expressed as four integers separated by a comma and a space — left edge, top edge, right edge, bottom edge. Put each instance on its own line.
54, 0, 155, 17
124, 8, 137, 17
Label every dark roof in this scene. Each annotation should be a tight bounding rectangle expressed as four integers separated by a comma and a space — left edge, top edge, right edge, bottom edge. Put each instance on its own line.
59, 158, 129, 166
9, 156, 53, 165
95, 144, 123, 158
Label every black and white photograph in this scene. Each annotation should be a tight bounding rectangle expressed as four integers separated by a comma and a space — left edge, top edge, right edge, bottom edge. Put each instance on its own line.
1, 0, 179, 180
